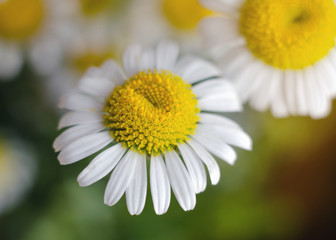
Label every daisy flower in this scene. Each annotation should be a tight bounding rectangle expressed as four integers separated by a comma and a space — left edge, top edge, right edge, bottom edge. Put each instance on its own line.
53, 41, 252, 215
0, 0, 73, 80
200, 0, 336, 119
0, 133, 36, 214
126, 0, 213, 50
44, 0, 129, 107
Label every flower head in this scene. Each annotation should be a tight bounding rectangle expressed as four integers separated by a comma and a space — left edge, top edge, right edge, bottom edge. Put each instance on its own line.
0, 0, 73, 79
0, 133, 36, 214
200, 0, 336, 119
54, 41, 252, 215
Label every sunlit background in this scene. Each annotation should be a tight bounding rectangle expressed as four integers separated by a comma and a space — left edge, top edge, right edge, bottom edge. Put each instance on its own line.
1, 0, 336, 239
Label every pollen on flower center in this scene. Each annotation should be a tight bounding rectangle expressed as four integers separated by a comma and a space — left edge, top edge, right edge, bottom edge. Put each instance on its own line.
0, 0, 44, 40
240, 0, 336, 69
162, 0, 213, 30
104, 70, 200, 155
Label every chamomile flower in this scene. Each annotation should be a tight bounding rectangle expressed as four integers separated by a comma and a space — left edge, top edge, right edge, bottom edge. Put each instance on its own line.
44, 0, 129, 107
0, 134, 35, 214
200, 0, 336, 119
0, 0, 72, 80
53, 41, 252, 215
45, 17, 125, 107
127, 0, 213, 50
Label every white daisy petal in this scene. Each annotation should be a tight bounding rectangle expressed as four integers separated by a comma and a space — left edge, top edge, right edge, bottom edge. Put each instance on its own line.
140, 48, 155, 72
198, 92, 241, 112
178, 143, 207, 194
234, 60, 265, 102
283, 70, 297, 115
165, 150, 196, 211
156, 41, 179, 71
199, 113, 242, 129
198, 124, 252, 150
200, 0, 244, 12
174, 56, 220, 84
323, 55, 336, 97
58, 111, 102, 129
126, 154, 147, 215
304, 67, 331, 119
193, 130, 237, 165
123, 45, 141, 78
199, 17, 241, 50
58, 131, 112, 165
101, 60, 127, 85
150, 155, 171, 215
104, 150, 139, 206
77, 143, 126, 187
53, 123, 105, 152
192, 79, 235, 98
187, 139, 220, 185
249, 68, 278, 112
58, 91, 102, 112
270, 71, 289, 118
295, 71, 308, 116
218, 45, 251, 78
77, 69, 115, 98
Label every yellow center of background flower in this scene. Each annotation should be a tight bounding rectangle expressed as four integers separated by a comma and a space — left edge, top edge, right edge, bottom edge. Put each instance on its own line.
80, 0, 120, 16
104, 70, 199, 155
73, 51, 114, 73
240, 0, 336, 69
162, 0, 213, 30
0, 0, 44, 40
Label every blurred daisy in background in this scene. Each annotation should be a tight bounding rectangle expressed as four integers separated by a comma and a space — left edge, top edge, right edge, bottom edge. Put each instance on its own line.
44, 0, 130, 108
126, 0, 213, 51
53, 41, 252, 215
0, 0, 73, 80
0, 131, 36, 215
200, 0, 336, 119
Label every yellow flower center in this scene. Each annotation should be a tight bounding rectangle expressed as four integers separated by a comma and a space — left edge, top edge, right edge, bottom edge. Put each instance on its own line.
162, 0, 213, 30
0, 0, 44, 40
104, 70, 199, 155
240, 0, 336, 69
73, 51, 114, 73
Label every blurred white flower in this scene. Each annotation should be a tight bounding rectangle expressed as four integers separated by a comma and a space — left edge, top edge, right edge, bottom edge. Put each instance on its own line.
44, 0, 129, 108
0, 133, 36, 214
0, 0, 74, 80
200, 0, 336, 119
126, 0, 213, 51
54, 41, 252, 215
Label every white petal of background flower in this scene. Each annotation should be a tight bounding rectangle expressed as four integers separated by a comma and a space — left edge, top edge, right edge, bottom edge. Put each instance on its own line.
0, 42, 23, 80
122, 45, 142, 77
156, 41, 179, 71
